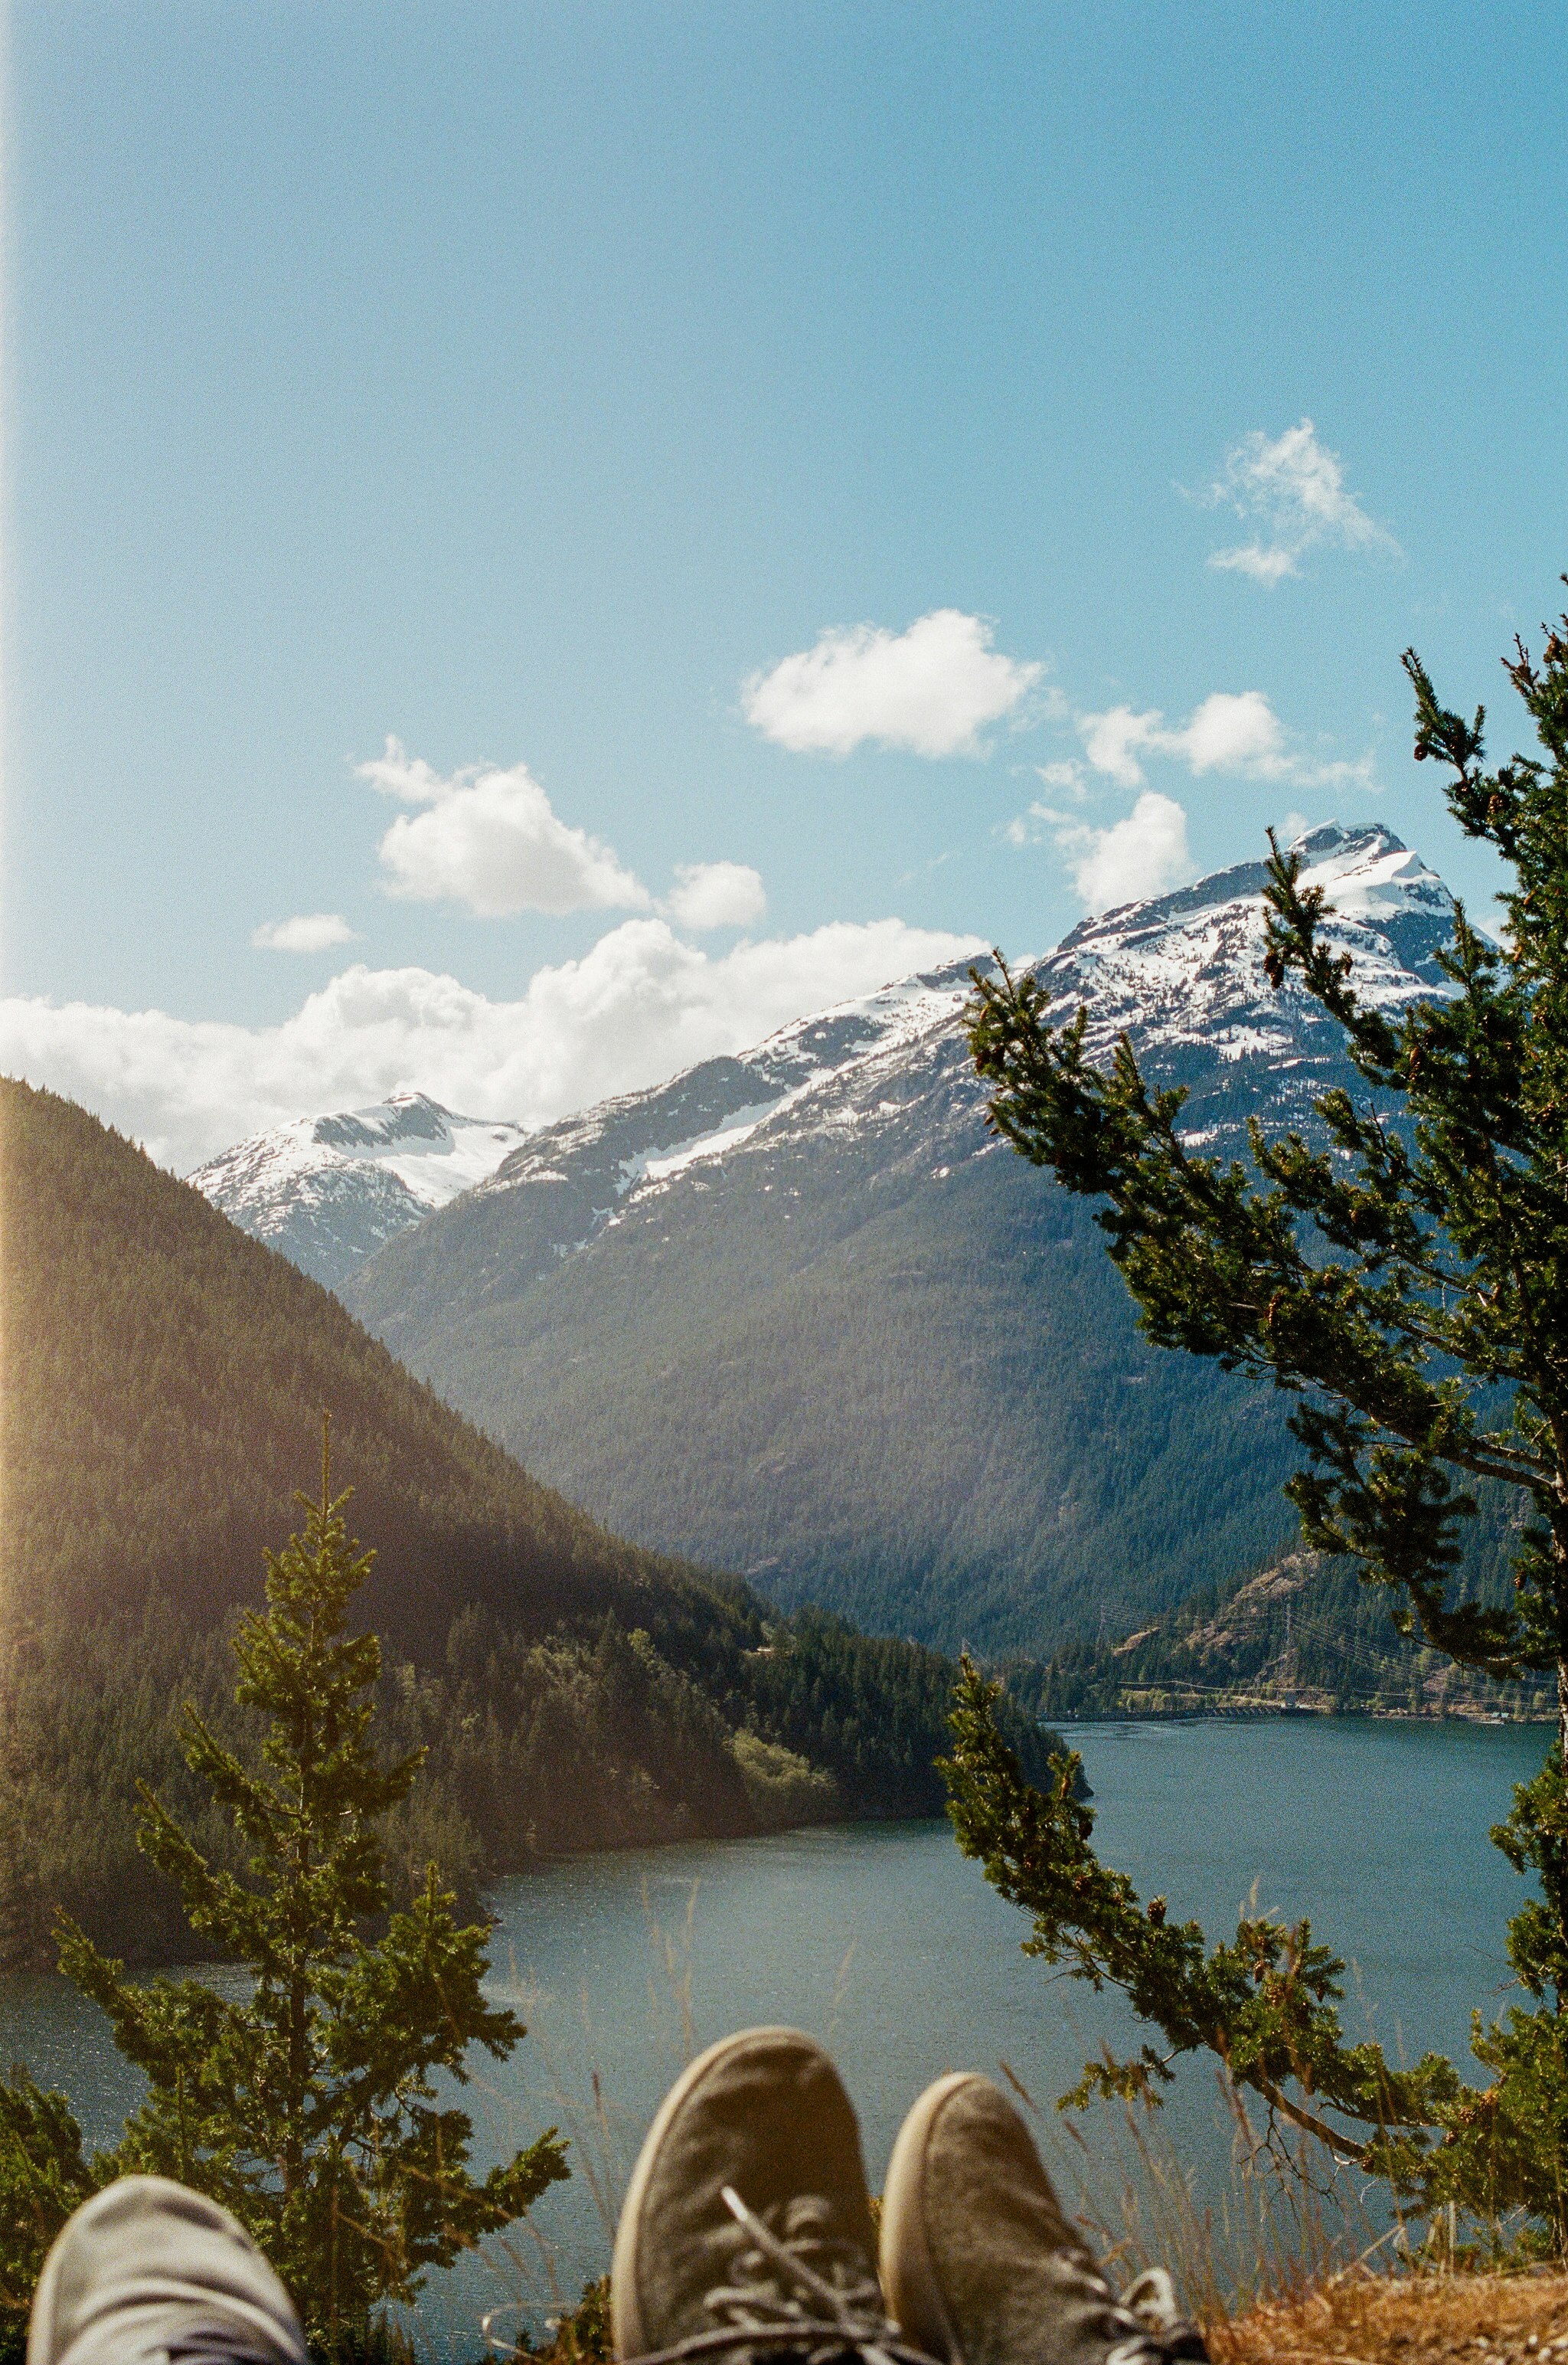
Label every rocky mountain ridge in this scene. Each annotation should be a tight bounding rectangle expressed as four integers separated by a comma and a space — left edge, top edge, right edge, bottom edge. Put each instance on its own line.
1036, 823, 1453, 1108
351, 823, 1457, 1346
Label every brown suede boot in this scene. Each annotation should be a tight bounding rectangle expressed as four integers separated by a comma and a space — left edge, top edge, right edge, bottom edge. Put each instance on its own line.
880, 2076, 1207, 2365
613, 2027, 936, 2365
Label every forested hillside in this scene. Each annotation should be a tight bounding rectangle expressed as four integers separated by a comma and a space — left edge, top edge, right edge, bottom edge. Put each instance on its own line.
2, 1078, 728, 1654
1006, 1536, 1553, 1723
354, 1127, 1302, 1657
0, 1079, 1060, 1966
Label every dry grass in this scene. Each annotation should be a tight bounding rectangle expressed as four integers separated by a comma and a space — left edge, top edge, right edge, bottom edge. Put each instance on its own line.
1211, 2271, 1568, 2365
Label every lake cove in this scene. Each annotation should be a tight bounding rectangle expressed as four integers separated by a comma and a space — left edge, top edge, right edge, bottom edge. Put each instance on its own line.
0, 1718, 1544, 2358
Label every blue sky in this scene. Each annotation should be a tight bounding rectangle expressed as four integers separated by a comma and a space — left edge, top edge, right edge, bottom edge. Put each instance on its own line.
5, 1, 1566, 1165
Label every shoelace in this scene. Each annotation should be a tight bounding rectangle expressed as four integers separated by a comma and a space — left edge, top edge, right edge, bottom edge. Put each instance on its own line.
622, 2187, 945, 2365
1102, 2268, 1209, 2365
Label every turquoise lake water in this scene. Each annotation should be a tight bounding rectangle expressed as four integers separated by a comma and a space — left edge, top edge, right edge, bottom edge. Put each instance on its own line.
0, 1716, 1548, 2354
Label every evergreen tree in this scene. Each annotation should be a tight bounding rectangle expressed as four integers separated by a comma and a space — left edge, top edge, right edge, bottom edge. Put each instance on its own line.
953, 601, 1568, 2250
41, 1421, 569, 2344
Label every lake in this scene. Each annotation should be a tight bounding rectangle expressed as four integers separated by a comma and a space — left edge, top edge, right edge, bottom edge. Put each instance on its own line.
0, 1716, 1547, 2355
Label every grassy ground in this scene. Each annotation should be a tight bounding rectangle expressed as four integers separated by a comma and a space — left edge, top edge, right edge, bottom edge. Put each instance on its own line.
1214, 2272, 1568, 2365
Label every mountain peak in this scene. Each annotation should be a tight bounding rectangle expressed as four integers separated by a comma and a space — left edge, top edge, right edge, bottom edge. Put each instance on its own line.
1037, 819, 1454, 1090
310, 1091, 456, 1151
1288, 821, 1451, 924
191, 1093, 528, 1287
1287, 817, 1403, 858
1059, 820, 1444, 954
198, 826, 1459, 1298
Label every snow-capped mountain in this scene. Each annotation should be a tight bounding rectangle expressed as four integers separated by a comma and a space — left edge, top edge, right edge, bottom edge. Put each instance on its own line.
1035, 822, 1452, 1109
339, 823, 1459, 1655
199, 821, 1450, 1304
412, 966, 985, 1310
190, 1092, 528, 1288
360, 821, 1456, 1320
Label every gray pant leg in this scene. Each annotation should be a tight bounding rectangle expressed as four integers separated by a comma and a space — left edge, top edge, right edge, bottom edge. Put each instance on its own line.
29, 2178, 307, 2365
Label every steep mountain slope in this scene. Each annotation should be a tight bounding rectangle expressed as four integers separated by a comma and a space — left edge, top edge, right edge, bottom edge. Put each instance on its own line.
0, 1078, 1060, 1964
347, 969, 972, 1360
344, 824, 1460, 1656
189, 1091, 528, 1287
2, 1078, 710, 1654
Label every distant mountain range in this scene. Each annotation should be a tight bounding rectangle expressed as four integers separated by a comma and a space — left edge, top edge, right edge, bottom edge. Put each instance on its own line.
287, 823, 1457, 1658
189, 1093, 528, 1287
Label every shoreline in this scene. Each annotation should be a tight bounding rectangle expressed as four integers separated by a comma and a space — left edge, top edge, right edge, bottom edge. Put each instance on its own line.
1050, 1702, 1557, 1726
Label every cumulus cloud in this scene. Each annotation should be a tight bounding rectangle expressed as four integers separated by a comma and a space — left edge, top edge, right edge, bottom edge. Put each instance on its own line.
1005, 675, 1377, 910
1080, 690, 1289, 787
743, 610, 1043, 758
1205, 420, 1400, 584
1058, 792, 1193, 912
359, 738, 648, 918
1014, 790, 1194, 914
663, 861, 767, 931
250, 913, 359, 954
0, 916, 982, 1173
1073, 689, 1378, 801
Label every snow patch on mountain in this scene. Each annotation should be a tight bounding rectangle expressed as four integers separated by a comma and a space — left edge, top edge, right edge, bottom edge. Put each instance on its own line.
626, 1101, 792, 1188
1038, 823, 1454, 1058
190, 1091, 528, 1287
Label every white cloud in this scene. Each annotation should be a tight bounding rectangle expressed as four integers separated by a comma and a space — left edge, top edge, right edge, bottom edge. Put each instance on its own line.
1080, 690, 1289, 787
1079, 707, 1159, 790
1007, 676, 1376, 903
663, 861, 767, 931
1046, 790, 1194, 914
1205, 420, 1400, 584
359, 738, 648, 918
1179, 689, 1289, 774
1034, 758, 1087, 795
0, 916, 982, 1174
1210, 542, 1302, 588
742, 610, 1043, 758
250, 913, 359, 954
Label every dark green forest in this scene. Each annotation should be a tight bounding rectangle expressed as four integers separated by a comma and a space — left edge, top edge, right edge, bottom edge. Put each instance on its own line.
0, 1078, 1062, 1967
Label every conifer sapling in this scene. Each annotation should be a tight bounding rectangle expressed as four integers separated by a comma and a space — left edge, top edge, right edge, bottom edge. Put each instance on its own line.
49, 1418, 568, 2340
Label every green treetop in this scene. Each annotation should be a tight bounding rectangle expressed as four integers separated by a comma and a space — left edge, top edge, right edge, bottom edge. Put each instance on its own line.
15, 1420, 568, 2344
950, 601, 1568, 2252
